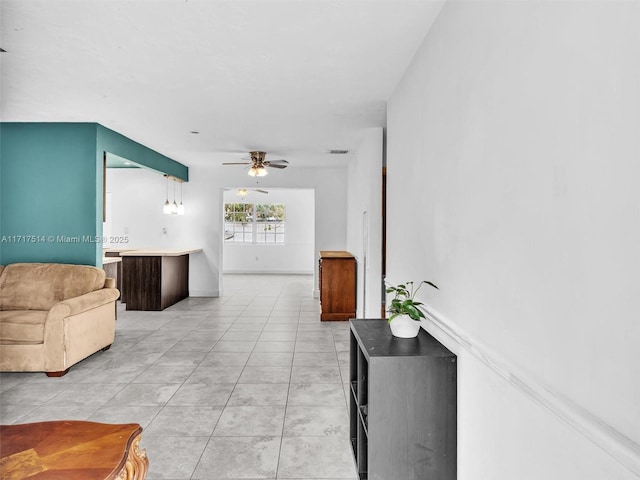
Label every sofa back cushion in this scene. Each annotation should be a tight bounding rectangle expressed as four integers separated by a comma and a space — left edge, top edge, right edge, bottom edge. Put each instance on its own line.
0, 263, 106, 311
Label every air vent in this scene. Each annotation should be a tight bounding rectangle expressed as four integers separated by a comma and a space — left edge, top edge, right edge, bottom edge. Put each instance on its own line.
329, 149, 349, 155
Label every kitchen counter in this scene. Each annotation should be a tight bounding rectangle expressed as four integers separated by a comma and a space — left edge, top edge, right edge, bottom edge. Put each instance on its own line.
120, 248, 202, 257
120, 248, 202, 311
102, 256, 122, 264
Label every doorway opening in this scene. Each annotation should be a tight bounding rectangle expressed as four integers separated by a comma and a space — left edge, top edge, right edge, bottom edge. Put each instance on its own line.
219, 187, 316, 295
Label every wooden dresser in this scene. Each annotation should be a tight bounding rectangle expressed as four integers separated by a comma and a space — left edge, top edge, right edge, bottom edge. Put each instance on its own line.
319, 251, 356, 321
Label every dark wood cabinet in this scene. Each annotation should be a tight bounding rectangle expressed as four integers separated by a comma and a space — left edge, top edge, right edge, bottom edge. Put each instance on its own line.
121, 253, 190, 311
349, 319, 457, 480
319, 251, 356, 321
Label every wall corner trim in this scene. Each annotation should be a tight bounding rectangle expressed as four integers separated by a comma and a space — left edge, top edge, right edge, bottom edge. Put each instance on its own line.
421, 308, 640, 476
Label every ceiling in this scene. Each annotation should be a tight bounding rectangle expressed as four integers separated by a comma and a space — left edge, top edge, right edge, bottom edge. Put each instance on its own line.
0, 0, 444, 168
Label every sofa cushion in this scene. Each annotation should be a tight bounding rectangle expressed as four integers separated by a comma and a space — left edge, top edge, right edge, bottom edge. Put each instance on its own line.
0, 263, 106, 311
0, 310, 48, 344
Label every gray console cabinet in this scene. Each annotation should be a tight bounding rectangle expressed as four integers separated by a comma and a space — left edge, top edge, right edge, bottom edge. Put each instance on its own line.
349, 319, 457, 480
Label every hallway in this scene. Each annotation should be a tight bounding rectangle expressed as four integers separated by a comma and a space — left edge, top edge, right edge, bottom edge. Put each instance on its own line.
0, 274, 357, 479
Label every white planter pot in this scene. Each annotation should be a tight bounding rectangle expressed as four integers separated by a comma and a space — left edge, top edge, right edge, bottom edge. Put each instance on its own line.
389, 315, 421, 338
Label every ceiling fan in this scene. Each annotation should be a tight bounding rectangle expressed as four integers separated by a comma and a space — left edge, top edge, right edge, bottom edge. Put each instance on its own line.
236, 188, 268, 198
223, 151, 289, 177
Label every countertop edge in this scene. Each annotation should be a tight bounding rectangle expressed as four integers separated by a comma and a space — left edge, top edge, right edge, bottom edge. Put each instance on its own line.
119, 248, 203, 256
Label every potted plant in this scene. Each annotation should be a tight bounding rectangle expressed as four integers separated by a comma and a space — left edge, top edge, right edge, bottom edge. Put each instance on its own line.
386, 280, 438, 338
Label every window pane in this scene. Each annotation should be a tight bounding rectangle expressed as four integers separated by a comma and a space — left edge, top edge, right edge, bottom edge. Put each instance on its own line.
255, 203, 285, 244
224, 203, 253, 243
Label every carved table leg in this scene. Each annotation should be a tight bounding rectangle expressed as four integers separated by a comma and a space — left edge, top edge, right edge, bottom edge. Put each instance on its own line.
115, 434, 148, 480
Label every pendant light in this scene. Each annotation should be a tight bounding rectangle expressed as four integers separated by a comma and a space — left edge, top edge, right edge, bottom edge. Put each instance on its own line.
171, 181, 178, 214
163, 176, 172, 214
177, 182, 185, 215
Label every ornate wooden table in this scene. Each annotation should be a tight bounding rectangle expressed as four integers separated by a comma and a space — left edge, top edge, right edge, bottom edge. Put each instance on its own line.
0, 420, 148, 480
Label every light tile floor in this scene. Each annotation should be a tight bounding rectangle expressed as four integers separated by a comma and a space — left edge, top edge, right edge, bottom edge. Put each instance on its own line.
0, 274, 357, 480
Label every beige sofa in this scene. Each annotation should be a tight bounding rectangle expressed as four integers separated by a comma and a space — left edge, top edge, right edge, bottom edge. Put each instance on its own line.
0, 263, 119, 377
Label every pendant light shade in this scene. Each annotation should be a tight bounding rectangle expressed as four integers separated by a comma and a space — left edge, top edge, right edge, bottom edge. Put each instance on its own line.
171, 182, 178, 214
177, 182, 185, 215
163, 176, 172, 214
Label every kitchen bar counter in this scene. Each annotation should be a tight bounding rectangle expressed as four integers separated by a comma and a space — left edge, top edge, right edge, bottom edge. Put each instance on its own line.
102, 256, 123, 264
120, 248, 202, 257
120, 248, 202, 311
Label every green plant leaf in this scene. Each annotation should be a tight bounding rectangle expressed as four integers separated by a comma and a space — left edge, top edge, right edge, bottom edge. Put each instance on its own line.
404, 304, 421, 319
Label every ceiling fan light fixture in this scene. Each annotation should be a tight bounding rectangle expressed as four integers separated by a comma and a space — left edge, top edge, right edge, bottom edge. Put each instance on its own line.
248, 166, 268, 177
224, 151, 288, 176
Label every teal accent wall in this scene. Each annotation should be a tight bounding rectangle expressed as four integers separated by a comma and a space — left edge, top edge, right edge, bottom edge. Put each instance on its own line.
0, 122, 188, 267
97, 125, 188, 181
0, 123, 99, 265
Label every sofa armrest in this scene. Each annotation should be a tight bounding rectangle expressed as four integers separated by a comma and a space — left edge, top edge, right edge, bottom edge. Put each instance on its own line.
57, 288, 120, 316
42, 288, 119, 370
105, 277, 115, 289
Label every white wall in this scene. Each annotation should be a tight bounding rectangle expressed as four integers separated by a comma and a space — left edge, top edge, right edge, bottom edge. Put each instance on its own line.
387, 1, 640, 478
106, 168, 192, 248
346, 128, 383, 318
107, 163, 348, 296
222, 188, 315, 274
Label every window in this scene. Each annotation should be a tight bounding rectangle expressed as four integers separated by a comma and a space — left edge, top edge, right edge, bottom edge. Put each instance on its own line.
224, 203, 285, 244
224, 203, 254, 243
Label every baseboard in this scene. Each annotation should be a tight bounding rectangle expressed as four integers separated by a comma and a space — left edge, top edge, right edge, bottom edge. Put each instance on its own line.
421, 306, 640, 477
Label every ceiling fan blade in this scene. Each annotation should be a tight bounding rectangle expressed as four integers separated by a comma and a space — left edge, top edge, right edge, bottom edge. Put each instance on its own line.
266, 163, 288, 169
253, 189, 269, 194
223, 162, 252, 165
265, 159, 288, 165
